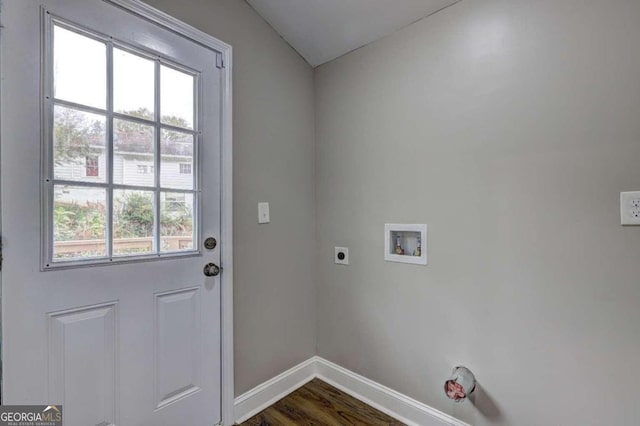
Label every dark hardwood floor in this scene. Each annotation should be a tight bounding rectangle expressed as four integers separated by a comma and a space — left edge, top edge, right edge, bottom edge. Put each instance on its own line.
238, 378, 406, 425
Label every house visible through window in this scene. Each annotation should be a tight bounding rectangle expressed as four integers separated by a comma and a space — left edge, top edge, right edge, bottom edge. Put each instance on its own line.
85, 155, 99, 177
47, 21, 199, 265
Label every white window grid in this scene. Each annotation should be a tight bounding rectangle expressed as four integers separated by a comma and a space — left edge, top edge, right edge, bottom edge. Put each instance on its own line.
42, 15, 202, 269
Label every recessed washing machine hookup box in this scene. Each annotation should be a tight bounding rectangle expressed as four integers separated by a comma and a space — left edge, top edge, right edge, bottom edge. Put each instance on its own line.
384, 223, 427, 265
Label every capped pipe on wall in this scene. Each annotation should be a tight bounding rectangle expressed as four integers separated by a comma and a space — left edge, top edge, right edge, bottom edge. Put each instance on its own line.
445, 366, 476, 402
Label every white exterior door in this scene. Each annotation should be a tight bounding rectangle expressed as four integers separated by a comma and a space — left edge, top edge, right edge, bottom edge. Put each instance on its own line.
1, 1, 226, 425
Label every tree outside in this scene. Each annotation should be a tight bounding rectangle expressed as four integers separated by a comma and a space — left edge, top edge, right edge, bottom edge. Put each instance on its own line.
53, 107, 193, 257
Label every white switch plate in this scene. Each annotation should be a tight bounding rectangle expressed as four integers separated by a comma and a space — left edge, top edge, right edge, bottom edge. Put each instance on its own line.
258, 202, 270, 224
621, 192, 640, 225
335, 247, 349, 265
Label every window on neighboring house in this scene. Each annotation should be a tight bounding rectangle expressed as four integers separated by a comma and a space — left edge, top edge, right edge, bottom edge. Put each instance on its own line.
85, 156, 99, 177
46, 21, 198, 265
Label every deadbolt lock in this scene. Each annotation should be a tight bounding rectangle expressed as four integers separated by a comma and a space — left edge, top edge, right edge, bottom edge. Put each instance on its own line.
204, 237, 217, 250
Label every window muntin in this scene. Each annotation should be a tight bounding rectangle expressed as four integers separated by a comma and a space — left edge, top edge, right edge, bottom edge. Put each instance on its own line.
46, 20, 200, 267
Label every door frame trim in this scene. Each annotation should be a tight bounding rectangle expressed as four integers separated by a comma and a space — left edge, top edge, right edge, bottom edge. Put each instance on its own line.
101, 1, 235, 424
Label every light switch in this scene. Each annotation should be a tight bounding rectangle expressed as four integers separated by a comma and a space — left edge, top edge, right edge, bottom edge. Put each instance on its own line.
258, 202, 270, 224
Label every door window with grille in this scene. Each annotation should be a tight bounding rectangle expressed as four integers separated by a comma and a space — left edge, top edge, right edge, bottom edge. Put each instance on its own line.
45, 19, 200, 267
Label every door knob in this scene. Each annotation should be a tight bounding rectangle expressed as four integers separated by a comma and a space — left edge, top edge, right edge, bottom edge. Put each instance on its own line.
203, 262, 221, 277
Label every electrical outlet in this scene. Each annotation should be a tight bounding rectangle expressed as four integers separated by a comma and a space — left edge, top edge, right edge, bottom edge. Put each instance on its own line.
334, 247, 349, 265
621, 192, 640, 225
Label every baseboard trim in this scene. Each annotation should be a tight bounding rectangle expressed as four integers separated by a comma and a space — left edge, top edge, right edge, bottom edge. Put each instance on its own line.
233, 356, 469, 426
233, 357, 316, 424
315, 357, 469, 426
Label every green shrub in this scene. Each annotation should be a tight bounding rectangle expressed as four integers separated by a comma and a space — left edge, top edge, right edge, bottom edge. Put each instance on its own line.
54, 191, 193, 241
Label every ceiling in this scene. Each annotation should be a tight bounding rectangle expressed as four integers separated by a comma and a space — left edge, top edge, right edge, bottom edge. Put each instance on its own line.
246, 0, 460, 67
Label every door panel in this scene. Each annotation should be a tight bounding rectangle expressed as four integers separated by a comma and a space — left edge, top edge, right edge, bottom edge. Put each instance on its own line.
154, 287, 201, 409
1, 1, 222, 425
48, 303, 118, 426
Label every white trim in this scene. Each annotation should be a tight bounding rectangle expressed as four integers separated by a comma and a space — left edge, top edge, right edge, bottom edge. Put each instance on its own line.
234, 357, 469, 426
101, 1, 234, 424
104, 0, 232, 54
315, 357, 469, 426
234, 358, 317, 424
219, 42, 234, 426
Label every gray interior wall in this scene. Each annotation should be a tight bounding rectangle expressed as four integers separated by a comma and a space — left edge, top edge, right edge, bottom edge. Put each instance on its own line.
144, 0, 317, 396
314, 0, 640, 424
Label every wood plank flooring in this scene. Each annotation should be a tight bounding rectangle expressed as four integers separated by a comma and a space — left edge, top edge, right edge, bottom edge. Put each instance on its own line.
239, 378, 406, 425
